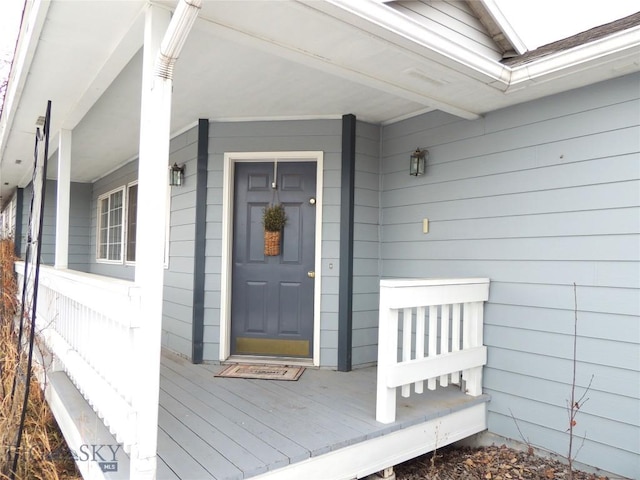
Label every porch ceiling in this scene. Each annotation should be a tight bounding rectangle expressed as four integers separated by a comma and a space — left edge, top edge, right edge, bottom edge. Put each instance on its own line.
1, 0, 639, 201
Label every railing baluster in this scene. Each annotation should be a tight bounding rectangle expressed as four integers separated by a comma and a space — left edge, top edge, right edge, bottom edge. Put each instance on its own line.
439, 304, 450, 387
414, 306, 425, 394
401, 307, 412, 398
427, 305, 438, 390
462, 302, 471, 384
451, 302, 461, 385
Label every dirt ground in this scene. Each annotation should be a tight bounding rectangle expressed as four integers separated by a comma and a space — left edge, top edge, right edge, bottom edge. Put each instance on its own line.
393, 444, 613, 480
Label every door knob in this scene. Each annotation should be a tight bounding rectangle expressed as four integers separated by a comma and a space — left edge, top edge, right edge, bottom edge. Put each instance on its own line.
307, 271, 315, 278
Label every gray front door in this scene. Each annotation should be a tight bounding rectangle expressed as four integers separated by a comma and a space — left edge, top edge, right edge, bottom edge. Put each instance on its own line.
231, 161, 316, 358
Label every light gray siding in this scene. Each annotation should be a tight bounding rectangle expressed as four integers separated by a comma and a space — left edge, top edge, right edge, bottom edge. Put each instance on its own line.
379, 73, 640, 478
19, 186, 30, 257
163, 126, 199, 357
68, 182, 92, 272
0, 192, 17, 239
41, 180, 57, 265
19, 181, 56, 265
205, 119, 342, 367
388, 1, 502, 59
18, 180, 91, 271
352, 121, 381, 367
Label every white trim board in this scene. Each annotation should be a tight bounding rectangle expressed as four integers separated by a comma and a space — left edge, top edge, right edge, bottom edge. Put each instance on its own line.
253, 403, 487, 480
220, 151, 324, 367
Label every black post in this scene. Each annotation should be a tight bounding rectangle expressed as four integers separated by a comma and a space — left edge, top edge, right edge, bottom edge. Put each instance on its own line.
11, 100, 51, 478
338, 114, 356, 372
14, 188, 23, 257
191, 119, 209, 363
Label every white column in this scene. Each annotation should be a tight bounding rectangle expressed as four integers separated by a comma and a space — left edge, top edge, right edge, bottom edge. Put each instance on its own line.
130, 5, 171, 479
55, 129, 71, 269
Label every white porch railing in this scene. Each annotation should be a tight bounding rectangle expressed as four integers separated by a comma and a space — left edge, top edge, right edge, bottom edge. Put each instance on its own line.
16, 263, 141, 451
376, 278, 490, 424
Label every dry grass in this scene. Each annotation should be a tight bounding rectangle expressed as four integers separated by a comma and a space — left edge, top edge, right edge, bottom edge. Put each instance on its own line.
395, 444, 612, 480
0, 238, 80, 480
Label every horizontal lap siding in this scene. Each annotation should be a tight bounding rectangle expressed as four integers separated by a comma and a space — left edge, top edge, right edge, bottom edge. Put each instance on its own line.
206, 120, 342, 366
352, 121, 381, 367
18, 181, 91, 271
163, 127, 199, 358
20, 187, 30, 256
19, 180, 56, 266
389, 1, 501, 59
41, 180, 56, 265
68, 182, 92, 272
380, 73, 640, 478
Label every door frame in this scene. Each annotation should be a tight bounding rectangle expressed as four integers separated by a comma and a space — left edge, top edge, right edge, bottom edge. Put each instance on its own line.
220, 151, 324, 366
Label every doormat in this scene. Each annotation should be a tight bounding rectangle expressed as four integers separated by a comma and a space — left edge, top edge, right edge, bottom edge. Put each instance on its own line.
215, 364, 305, 381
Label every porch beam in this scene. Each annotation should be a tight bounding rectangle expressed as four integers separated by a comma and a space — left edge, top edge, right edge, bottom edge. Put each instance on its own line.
54, 129, 71, 269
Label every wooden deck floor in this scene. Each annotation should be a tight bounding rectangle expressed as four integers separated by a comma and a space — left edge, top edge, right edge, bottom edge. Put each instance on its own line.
155, 351, 489, 480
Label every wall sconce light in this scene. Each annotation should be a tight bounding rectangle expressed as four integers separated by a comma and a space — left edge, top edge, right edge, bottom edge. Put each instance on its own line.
409, 148, 427, 176
169, 163, 185, 186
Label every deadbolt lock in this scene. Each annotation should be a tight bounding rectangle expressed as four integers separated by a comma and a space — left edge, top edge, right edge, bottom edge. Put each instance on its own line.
307, 271, 315, 278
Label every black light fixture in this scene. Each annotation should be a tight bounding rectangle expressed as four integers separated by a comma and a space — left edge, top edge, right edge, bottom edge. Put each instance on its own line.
169, 163, 185, 186
409, 148, 427, 176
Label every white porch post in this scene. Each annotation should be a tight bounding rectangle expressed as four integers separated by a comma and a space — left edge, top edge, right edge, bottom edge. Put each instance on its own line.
54, 129, 71, 269
131, 1, 200, 478
130, 5, 171, 478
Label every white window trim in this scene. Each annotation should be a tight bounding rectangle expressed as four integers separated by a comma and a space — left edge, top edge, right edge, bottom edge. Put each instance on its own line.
96, 181, 172, 267
124, 181, 138, 266
96, 186, 126, 264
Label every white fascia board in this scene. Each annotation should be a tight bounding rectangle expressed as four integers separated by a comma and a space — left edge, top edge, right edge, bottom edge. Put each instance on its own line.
508, 25, 640, 91
321, 0, 640, 99
0, 0, 50, 164
323, 0, 511, 86
480, 0, 529, 55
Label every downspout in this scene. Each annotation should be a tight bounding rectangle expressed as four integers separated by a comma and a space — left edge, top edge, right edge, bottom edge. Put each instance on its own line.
131, 1, 201, 478
155, 0, 202, 81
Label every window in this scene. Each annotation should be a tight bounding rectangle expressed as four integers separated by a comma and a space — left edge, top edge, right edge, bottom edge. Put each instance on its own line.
96, 181, 170, 266
126, 183, 138, 262
97, 188, 124, 261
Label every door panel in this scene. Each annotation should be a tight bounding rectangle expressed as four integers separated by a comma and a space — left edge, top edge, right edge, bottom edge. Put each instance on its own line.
245, 281, 267, 333
231, 161, 316, 358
